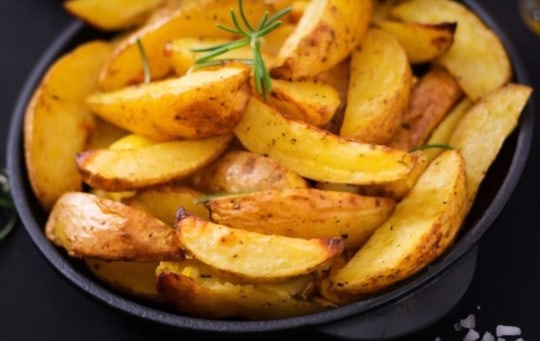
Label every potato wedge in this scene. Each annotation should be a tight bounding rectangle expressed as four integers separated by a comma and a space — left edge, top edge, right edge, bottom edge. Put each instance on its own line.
449, 83, 533, 210
391, 0, 512, 100
387, 67, 463, 151
98, 0, 269, 90
339, 28, 412, 144
77, 134, 232, 191
84, 259, 162, 302
271, 0, 373, 80
189, 150, 308, 194
24, 40, 113, 210
64, 0, 165, 31
86, 117, 129, 151
156, 260, 332, 320
234, 96, 421, 185
330, 150, 467, 294
267, 78, 341, 126
206, 188, 396, 249
422, 98, 473, 162
175, 209, 344, 282
45, 192, 184, 261
87, 66, 250, 140
374, 20, 456, 64
123, 184, 209, 225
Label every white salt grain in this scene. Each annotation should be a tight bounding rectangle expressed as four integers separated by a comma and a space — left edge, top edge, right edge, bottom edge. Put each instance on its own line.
496, 325, 522, 337
464, 329, 480, 341
460, 314, 476, 329
496, 338, 505, 341
481, 331, 495, 341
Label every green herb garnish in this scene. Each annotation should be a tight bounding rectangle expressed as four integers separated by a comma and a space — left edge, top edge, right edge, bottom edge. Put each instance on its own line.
414, 143, 454, 151
191, 0, 292, 100
136, 38, 151, 84
0, 170, 17, 240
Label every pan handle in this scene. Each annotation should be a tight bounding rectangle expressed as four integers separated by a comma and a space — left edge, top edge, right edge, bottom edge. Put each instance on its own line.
316, 247, 478, 340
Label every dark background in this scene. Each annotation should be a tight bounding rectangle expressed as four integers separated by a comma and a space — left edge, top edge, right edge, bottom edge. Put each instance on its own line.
1, 0, 539, 340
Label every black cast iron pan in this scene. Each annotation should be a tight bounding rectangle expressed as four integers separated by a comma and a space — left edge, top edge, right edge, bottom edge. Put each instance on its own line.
5, 1, 535, 339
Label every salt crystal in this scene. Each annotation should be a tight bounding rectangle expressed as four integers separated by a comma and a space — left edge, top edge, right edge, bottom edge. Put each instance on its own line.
460, 314, 476, 329
434, 337, 442, 341
464, 329, 480, 341
516, 338, 524, 341
481, 331, 495, 341
496, 338, 505, 341
496, 325, 522, 337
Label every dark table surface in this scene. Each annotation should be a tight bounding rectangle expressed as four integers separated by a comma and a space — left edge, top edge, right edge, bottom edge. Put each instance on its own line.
1, 1, 539, 340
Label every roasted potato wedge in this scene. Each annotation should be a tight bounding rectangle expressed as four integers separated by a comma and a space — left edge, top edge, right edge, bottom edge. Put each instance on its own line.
449, 83, 533, 210
84, 259, 162, 302
339, 27, 412, 144
387, 67, 463, 151
87, 66, 250, 140
206, 188, 396, 249
234, 96, 421, 185
189, 150, 308, 194
271, 0, 373, 80
374, 20, 456, 64
330, 150, 467, 294
64, 0, 165, 31
267, 78, 341, 126
156, 260, 332, 320
86, 117, 129, 151
24, 40, 112, 210
392, 0, 512, 100
45, 192, 184, 261
77, 134, 232, 191
98, 0, 269, 90
175, 209, 344, 282
123, 184, 209, 225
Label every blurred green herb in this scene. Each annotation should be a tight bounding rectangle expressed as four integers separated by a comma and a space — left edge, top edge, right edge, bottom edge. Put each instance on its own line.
191, 0, 291, 100
414, 143, 454, 151
0, 170, 17, 240
136, 38, 151, 84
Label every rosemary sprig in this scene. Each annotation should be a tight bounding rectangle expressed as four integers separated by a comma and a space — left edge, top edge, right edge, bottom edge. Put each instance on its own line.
136, 38, 151, 84
0, 170, 17, 240
191, 0, 292, 100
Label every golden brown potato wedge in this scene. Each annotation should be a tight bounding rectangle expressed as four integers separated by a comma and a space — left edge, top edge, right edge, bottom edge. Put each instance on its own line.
156, 260, 332, 320
205, 188, 396, 249
392, 0, 512, 100
339, 27, 412, 144
24, 40, 113, 210
64, 0, 165, 31
77, 134, 232, 191
422, 98, 473, 162
271, 0, 373, 80
267, 78, 341, 126
234, 96, 421, 185
189, 150, 308, 194
123, 184, 209, 225
84, 259, 162, 302
387, 67, 463, 151
175, 209, 344, 282
374, 20, 456, 64
449, 83, 533, 210
45, 192, 184, 261
87, 66, 250, 140
330, 150, 467, 294
98, 0, 269, 90
86, 117, 129, 151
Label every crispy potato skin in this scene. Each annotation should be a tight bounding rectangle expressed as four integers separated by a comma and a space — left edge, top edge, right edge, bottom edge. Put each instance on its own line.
387, 67, 463, 151
24, 40, 112, 210
271, 0, 373, 80
45, 192, 184, 261
206, 188, 396, 249
330, 150, 467, 294
189, 150, 308, 193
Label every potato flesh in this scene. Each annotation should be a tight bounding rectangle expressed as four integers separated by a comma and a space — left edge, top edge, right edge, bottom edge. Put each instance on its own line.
24, 40, 112, 210
175, 211, 344, 282
391, 0, 512, 100
331, 150, 467, 294
45, 192, 184, 261
87, 67, 250, 140
234, 96, 420, 185
340, 28, 412, 144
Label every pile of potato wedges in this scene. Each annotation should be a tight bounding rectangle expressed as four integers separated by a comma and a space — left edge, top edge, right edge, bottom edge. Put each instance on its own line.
23, 0, 532, 320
